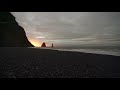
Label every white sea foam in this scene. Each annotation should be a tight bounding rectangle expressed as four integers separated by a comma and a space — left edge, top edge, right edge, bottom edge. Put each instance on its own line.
53, 48, 120, 56
33, 47, 120, 56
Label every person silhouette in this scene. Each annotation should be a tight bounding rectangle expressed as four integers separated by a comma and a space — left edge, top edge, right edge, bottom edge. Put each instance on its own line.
41, 42, 46, 47
51, 43, 53, 47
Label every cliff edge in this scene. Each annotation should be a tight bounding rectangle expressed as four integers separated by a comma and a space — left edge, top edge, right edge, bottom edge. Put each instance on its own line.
0, 12, 34, 47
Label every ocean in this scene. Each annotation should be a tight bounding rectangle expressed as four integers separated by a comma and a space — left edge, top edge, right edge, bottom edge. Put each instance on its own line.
52, 46, 120, 56
33, 46, 120, 56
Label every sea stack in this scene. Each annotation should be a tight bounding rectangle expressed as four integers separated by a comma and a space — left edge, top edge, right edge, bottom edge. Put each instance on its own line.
0, 12, 34, 47
41, 42, 46, 47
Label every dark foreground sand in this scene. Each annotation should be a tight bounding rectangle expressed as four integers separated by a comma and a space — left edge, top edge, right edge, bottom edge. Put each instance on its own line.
0, 47, 120, 78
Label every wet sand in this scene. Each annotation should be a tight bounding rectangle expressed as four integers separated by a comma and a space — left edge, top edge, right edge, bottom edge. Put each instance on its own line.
0, 47, 120, 78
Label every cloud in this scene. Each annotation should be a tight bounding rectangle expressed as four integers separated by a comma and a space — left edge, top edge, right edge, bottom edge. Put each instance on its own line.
11, 12, 120, 47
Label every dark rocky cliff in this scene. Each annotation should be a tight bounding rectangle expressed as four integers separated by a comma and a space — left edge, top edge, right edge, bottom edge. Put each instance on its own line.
0, 12, 34, 47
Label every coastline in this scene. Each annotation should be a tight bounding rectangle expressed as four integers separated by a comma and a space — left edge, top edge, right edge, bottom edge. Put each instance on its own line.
0, 47, 120, 78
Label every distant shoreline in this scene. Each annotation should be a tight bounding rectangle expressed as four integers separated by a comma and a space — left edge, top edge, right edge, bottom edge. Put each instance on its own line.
28, 47, 120, 57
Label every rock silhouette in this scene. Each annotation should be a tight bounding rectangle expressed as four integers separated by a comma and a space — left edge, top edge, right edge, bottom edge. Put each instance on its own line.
0, 12, 34, 47
41, 42, 46, 47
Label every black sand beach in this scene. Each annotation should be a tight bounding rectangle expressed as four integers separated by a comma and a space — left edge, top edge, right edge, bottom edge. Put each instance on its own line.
0, 47, 120, 78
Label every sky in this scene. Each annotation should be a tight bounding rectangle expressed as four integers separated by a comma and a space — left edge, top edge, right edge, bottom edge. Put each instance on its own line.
11, 12, 120, 47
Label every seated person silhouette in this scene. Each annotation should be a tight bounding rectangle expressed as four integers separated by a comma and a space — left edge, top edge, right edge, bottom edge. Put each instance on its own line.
41, 42, 46, 47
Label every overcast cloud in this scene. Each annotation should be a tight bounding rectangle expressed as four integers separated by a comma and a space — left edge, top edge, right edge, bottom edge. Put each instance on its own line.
11, 12, 120, 47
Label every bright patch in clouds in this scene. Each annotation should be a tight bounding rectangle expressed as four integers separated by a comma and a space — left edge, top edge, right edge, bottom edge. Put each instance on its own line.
28, 38, 42, 47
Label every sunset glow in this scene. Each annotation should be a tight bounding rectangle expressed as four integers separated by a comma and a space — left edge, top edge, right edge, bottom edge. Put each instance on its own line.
28, 38, 42, 47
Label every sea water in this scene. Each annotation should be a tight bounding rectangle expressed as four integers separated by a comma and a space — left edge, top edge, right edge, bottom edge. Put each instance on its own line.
52, 46, 120, 56
34, 46, 120, 56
